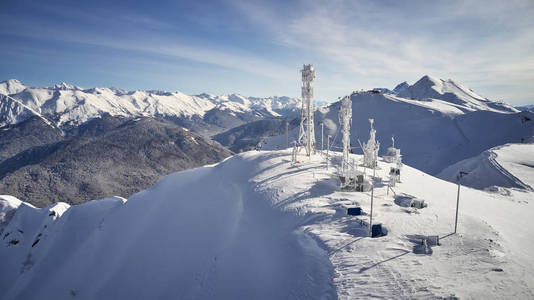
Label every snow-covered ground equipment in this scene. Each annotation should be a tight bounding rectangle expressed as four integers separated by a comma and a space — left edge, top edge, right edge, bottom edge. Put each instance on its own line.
347, 207, 362, 216
384, 135, 401, 163
371, 223, 386, 238
362, 119, 380, 168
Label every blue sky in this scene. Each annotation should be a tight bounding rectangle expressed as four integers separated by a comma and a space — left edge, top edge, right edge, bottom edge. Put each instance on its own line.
1, 0, 533, 105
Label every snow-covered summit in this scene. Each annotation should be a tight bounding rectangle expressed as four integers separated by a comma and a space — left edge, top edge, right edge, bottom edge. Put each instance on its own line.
0, 79, 26, 95
392, 81, 409, 94
395, 75, 518, 114
50, 82, 82, 91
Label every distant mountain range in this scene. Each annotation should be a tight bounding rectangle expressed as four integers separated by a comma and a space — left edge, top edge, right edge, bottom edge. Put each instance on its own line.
1, 75, 532, 206
0, 79, 316, 207
516, 104, 534, 111
0, 79, 323, 136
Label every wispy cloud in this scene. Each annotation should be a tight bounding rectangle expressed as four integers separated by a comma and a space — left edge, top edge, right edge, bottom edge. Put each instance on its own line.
234, 0, 534, 103
1, 0, 533, 103
0, 7, 295, 81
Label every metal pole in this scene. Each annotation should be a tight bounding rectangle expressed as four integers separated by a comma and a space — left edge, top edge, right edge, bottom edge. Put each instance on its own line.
321, 122, 324, 153
454, 171, 468, 234
307, 100, 311, 156
369, 184, 374, 237
454, 180, 461, 234
326, 135, 330, 170
286, 121, 289, 149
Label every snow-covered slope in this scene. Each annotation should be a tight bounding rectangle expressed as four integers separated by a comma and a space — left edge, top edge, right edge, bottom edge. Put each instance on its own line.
438, 143, 534, 191
0, 116, 233, 207
1, 150, 533, 299
0, 195, 23, 234
263, 90, 534, 175
0, 79, 301, 129
397, 75, 518, 114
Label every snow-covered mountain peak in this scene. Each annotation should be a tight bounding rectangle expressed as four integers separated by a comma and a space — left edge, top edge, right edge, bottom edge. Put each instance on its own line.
392, 81, 409, 94
395, 75, 518, 114
227, 93, 250, 105
419, 74, 442, 84
0, 79, 26, 95
51, 82, 81, 91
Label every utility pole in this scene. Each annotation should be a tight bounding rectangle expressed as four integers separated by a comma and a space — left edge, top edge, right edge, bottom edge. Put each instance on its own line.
369, 184, 374, 237
454, 171, 468, 234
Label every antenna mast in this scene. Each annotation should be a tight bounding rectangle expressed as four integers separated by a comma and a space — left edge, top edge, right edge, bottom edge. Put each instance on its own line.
298, 64, 316, 156
339, 96, 352, 176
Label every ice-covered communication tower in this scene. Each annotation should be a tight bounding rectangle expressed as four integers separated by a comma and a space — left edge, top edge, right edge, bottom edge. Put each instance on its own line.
339, 96, 352, 176
298, 64, 316, 156
362, 119, 380, 168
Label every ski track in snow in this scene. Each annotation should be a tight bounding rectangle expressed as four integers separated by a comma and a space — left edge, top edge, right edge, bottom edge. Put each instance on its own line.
487, 149, 531, 191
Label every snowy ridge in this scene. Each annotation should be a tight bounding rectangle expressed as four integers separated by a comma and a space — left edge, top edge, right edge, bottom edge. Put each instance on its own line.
0, 79, 301, 128
517, 104, 534, 111
396, 75, 518, 114
438, 143, 534, 191
1, 150, 533, 299
0, 93, 54, 128
0, 195, 24, 233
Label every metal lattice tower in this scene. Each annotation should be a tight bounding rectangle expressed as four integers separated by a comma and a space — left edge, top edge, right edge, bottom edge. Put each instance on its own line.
339, 96, 352, 176
298, 64, 316, 156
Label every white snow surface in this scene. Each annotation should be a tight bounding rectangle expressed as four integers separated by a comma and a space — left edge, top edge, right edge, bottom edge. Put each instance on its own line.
1, 150, 533, 299
0, 195, 25, 231
0, 80, 26, 95
438, 143, 534, 191
0, 80, 301, 128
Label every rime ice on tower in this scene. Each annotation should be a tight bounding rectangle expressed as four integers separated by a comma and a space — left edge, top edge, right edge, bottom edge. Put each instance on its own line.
386, 136, 403, 186
338, 96, 371, 191
298, 64, 316, 156
384, 135, 401, 163
339, 96, 352, 177
362, 119, 380, 168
